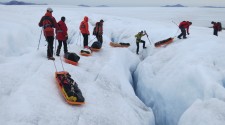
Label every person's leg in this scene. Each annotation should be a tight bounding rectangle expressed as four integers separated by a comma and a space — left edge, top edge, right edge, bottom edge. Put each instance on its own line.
56, 41, 62, 56
214, 29, 218, 36
136, 42, 139, 54
46, 36, 54, 57
83, 34, 88, 48
63, 40, 68, 53
182, 28, 186, 38
141, 40, 146, 48
99, 35, 103, 44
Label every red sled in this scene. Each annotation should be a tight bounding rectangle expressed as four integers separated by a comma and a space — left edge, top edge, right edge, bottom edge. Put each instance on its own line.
155, 37, 174, 48
64, 52, 80, 66
110, 42, 130, 48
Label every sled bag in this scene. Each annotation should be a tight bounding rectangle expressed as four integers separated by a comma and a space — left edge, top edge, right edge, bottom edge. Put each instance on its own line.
91, 41, 102, 49
64, 52, 80, 62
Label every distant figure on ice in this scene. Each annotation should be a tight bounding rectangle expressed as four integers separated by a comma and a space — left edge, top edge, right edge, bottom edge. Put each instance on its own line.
56, 16, 68, 56
79, 16, 90, 49
177, 21, 192, 39
39, 7, 59, 60
93, 19, 104, 44
135, 31, 147, 55
211, 21, 222, 36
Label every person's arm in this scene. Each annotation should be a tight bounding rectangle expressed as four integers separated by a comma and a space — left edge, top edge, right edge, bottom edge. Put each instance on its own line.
38, 17, 43, 27
186, 26, 190, 35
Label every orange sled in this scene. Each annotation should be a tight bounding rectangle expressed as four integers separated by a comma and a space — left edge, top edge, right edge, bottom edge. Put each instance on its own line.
64, 58, 78, 66
90, 47, 101, 52
55, 71, 85, 105
155, 37, 174, 48
110, 42, 130, 48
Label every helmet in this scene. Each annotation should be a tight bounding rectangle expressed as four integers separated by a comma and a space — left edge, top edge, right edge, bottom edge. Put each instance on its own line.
47, 7, 53, 12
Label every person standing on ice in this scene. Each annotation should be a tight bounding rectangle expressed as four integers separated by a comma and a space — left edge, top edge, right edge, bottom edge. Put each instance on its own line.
135, 31, 147, 55
211, 21, 219, 36
177, 21, 192, 39
79, 16, 90, 49
38, 7, 59, 60
56, 16, 68, 56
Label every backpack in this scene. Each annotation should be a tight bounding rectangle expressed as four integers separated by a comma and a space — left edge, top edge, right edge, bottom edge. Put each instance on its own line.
217, 22, 222, 31
79, 22, 85, 31
42, 16, 54, 29
93, 22, 99, 35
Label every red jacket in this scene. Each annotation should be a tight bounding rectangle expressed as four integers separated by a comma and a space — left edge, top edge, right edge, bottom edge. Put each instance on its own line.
39, 12, 59, 37
179, 21, 191, 33
213, 23, 219, 30
56, 20, 68, 41
79, 16, 90, 34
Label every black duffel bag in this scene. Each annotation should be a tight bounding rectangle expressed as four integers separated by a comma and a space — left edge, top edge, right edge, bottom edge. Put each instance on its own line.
91, 41, 102, 49
64, 52, 80, 62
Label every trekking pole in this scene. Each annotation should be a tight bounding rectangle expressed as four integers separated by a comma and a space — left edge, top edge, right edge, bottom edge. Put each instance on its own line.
37, 28, 43, 50
144, 30, 151, 45
54, 38, 57, 55
89, 37, 96, 44
172, 21, 180, 38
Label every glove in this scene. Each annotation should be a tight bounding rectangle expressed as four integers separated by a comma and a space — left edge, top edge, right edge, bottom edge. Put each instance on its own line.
65, 35, 68, 40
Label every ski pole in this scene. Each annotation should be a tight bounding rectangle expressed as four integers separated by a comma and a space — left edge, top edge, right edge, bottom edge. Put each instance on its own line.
172, 20, 179, 27
54, 37, 57, 55
144, 30, 151, 45
89, 37, 96, 44
172, 21, 180, 38
37, 28, 43, 50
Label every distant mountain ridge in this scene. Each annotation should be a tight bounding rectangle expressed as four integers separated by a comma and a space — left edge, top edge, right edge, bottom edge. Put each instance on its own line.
78, 4, 109, 7
77, 4, 90, 7
0, 0, 47, 5
162, 4, 187, 7
201, 6, 225, 8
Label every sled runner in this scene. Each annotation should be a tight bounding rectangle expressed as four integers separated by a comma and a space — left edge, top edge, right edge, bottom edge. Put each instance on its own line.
64, 52, 80, 66
154, 37, 174, 48
80, 48, 92, 56
55, 71, 85, 105
110, 42, 130, 48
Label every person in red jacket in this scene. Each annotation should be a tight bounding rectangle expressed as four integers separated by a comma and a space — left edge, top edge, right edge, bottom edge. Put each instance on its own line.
56, 16, 68, 56
79, 16, 90, 49
38, 8, 59, 60
177, 21, 192, 39
94, 19, 104, 44
211, 21, 219, 36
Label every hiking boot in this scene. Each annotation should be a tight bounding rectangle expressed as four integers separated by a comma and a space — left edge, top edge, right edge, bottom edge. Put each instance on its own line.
136, 52, 139, 55
177, 36, 181, 39
56, 53, 60, 56
48, 57, 55, 60
183, 37, 187, 39
143, 47, 147, 49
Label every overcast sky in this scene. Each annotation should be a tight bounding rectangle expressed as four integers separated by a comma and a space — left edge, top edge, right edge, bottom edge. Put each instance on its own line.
0, 0, 225, 7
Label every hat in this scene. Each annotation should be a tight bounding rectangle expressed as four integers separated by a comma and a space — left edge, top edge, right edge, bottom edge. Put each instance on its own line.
47, 7, 53, 12
61, 16, 65, 21
100, 19, 104, 22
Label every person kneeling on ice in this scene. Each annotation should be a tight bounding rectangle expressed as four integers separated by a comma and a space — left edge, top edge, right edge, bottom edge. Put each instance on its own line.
56, 16, 68, 56
177, 21, 192, 39
135, 31, 147, 55
38, 7, 59, 60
